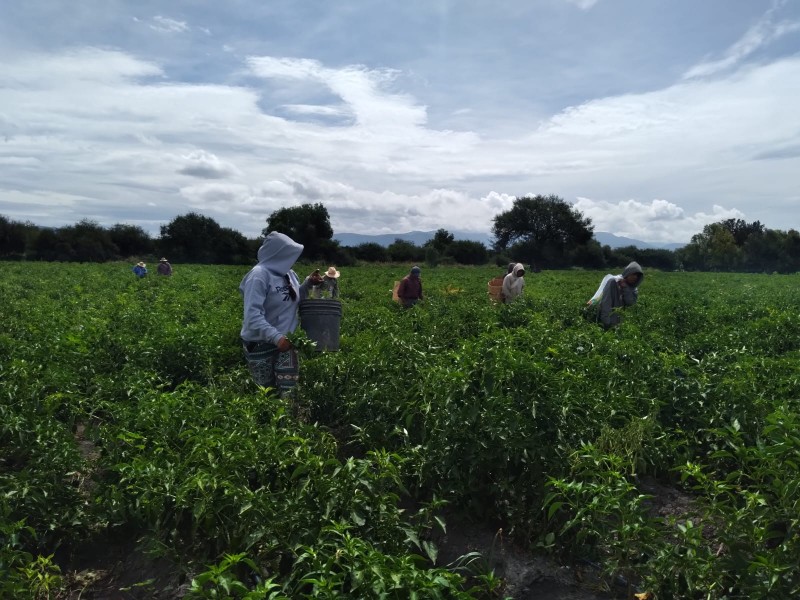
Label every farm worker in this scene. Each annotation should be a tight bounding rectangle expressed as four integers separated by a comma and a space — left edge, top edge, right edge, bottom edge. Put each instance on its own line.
156, 257, 173, 276
493, 262, 516, 302
132, 261, 147, 278
502, 263, 525, 303
322, 266, 340, 299
397, 265, 423, 307
239, 232, 323, 395
304, 269, 324, 298
587, 261, 644, 329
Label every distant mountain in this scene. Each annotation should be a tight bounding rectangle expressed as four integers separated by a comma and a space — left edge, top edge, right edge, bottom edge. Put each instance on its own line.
334, 230, 684, 250
333, 230, 493, 248
593, 232, 685, 250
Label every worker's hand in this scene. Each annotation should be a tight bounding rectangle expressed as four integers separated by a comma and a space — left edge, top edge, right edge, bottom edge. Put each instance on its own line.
276, 336, 293, 352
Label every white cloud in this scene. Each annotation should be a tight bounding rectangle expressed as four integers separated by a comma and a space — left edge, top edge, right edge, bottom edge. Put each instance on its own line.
684, 5, 800, 79
0, 43, 798, 240
176, 150, 241, 179
0, 157, 41, 167
0, 47, 162, 88
563, 0, 599, 9
150, 16, 189, 34
247, 56, 429, 133
180, 182, 254, 207
574, 197, 745, 242
282, 104, 350, 117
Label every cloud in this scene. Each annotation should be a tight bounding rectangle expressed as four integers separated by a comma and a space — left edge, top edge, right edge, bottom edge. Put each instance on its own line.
563, 0, 599, 9
0, 43, 798, 240
752, 143, 800, 160
282, 104, 350, 117
180, 172, 512, 236
0, 157, 41, 167
247, 56, 429, 133
176, 150, 241, 179
0, 47, 162, 88
149, 16, 189, 34
180, 182, 254, 207
684, 4, 800, 79
574, 197, 745, 242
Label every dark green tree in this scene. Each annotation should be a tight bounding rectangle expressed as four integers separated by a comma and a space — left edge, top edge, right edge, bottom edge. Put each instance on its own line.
32, 228, 61, 261
719, 218, 764, 246
678, 222, 741, 271
784, 229, 800, 273
0, 215, 27, 258
263, 203, 333, 260
352, 242, 388, 262
322, 242, 356, 266
215, 226, 252, 264
160, 212, 221, 263
59, 220, 117, 262
426, 229, 454, 253
387, 239, 423, 262
109, 224, 153, 258
569, 239, 606, 269
446, 240, 488, 265
492, 194, 593, 268
603, 245, 676, 271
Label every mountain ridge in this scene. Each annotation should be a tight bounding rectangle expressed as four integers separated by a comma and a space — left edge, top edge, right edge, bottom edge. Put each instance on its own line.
333, 230, 684, 250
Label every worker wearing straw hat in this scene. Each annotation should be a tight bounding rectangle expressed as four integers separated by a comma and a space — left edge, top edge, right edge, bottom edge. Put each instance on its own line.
132, 261, 147, 278
322, 266, 340, 299
157, 257, 173, 276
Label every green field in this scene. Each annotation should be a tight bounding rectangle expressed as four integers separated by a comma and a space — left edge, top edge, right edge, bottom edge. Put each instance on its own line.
2, 262, 799, 599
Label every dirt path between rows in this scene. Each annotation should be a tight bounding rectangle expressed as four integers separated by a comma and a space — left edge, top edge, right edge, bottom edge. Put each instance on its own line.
433, 516, 612, 600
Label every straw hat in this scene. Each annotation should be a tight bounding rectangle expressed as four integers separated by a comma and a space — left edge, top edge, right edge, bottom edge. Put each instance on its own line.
136, 261, 146, 267
159, 257, 168, 262
325, 266, 340, 278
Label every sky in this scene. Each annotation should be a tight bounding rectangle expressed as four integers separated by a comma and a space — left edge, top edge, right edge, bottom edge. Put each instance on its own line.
1, 0, 799, 243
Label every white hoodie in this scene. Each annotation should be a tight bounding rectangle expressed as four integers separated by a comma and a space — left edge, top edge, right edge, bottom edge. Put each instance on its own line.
239, 232, 308, 345
502, 263, 526, 303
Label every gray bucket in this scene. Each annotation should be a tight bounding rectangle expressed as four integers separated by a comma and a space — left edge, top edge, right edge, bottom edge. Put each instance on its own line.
299, 299, 342, 351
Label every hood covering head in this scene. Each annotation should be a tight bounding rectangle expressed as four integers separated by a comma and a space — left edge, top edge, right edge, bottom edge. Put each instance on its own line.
507, 262, 516, 274
257, 232, 303, 275
622, 261, 644, 287
509, 263, 525, 279
410, 266, 421, 276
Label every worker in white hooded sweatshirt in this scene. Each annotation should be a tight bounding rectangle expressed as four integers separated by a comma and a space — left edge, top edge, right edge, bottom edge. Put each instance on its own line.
239, 232, 322, 395
501, 263, 526, 304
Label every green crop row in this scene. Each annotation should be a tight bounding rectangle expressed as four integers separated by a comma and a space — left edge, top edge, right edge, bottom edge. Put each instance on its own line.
1, 262, 799, 598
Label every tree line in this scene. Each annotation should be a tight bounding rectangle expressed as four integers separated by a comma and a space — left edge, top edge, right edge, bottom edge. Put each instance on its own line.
2, 197, 799, 272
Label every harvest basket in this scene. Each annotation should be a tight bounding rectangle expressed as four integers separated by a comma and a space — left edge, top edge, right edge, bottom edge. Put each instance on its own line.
488, 276, 504, 303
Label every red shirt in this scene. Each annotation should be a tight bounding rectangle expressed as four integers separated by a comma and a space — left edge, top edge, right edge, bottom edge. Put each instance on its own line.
398, 275, 423, 300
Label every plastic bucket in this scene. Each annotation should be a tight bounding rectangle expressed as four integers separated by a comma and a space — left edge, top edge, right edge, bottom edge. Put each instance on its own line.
299, 299, 342, 351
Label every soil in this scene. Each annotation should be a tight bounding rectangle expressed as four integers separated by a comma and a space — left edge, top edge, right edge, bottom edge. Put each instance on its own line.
59, 526, 612, 600
57, 482, 696, 600
60, 537, 189, 599
62, 426, 692, 598
432, 516, 613, 600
